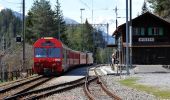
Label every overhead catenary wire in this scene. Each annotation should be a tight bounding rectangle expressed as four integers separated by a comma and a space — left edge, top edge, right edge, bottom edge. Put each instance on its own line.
0, 0, 21, 5
79, 0, 91, 10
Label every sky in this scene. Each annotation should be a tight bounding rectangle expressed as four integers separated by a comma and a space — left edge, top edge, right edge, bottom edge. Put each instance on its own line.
0, 0, 146, 35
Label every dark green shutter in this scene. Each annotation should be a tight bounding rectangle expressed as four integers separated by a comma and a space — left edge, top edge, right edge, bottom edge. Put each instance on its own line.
159, 28, 163, 36
148, 27, 152, 36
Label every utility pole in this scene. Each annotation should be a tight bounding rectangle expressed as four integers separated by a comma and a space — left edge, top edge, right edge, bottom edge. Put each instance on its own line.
80, 8, 85, 24
115, 6, 121, 65
57, 0, 61, 40
1, 35, 5, 81
92, 0, 93, 24
107, 23, 109, 64
2, 35, 5, 51
80, 8, 85, 51
126, 0, 130, 75
129, 0, 132, 69
22, 0, 26, 71
115, 6, 118, 29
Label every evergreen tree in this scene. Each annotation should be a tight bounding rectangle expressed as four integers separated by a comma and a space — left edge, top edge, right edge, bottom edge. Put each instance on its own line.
83, 20, 94, 51
29, 0, 56, 37
142, 0, 149, 14
0, 9, 22, 50
64, 25, 82, 51
25, 11, 37, 43
147, 0, 170, 18
54, 0, 66, 40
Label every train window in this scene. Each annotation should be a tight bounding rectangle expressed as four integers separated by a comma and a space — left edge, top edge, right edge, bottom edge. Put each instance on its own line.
48, 48, 61, 58
35, 48, 47, 58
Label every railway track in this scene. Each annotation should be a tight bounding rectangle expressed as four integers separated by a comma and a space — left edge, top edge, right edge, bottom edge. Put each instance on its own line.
0, 75, 38, 88
84, 65, 122, 100
4, 76, 97, 100
0, 75, 52, 99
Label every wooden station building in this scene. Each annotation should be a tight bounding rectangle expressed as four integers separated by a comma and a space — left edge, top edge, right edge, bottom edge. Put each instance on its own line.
113, 12, 170, 65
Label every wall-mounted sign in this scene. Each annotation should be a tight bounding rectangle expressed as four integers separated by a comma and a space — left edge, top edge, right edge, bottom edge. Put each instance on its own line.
138, 38, 154, 42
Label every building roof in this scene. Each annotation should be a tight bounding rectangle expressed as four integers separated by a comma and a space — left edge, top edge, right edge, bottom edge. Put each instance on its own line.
112, 11, 170, 36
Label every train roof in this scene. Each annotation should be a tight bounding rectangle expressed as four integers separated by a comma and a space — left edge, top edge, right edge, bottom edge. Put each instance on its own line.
33, 37, 62, 47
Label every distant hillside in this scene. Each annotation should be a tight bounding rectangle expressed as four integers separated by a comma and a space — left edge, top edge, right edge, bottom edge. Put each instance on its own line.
0, 8, 22, 20
64, 17, 79, 24
108, 36, 115, 44
101, 31, 115, 44
13, 11, 22, 19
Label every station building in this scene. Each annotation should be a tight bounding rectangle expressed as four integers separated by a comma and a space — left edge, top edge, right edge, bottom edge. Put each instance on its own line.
113, 12, 170, 65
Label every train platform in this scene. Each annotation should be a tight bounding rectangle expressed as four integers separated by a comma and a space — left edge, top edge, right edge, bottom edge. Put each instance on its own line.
98, 65, 170, 75
98, 65, 128, 75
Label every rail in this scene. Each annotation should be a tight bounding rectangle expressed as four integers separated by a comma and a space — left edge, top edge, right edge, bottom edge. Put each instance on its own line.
84, 64, 122, 100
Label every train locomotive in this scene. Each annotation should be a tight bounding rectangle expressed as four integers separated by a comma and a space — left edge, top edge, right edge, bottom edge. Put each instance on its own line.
33, 37, 93, 75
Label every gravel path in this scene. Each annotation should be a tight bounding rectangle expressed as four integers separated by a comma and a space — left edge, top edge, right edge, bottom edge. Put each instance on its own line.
101, 75, 157, 100
132, 73, 170, 90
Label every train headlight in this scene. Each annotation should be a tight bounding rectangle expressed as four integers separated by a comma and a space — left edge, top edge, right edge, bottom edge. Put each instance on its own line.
52, 63, 56, 66
54, 59, 61, 62
35, 63, 40, 66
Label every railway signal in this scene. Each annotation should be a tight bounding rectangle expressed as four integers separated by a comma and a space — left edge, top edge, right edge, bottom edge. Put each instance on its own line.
16, 35, 22, 43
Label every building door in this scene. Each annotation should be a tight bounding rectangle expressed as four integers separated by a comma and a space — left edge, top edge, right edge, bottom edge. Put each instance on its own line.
145, 48, 152, 64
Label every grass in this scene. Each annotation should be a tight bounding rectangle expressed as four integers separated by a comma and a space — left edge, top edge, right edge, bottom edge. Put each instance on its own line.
118, 78, 170, 99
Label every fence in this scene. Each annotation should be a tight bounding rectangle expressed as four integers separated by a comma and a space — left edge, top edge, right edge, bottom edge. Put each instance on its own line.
0, 69, 34, 82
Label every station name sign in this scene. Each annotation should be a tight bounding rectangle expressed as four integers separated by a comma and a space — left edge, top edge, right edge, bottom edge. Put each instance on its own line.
138, 38, 154, 42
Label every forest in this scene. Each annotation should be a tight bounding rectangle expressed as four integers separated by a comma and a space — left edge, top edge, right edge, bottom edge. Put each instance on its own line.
0, 0, 111, 64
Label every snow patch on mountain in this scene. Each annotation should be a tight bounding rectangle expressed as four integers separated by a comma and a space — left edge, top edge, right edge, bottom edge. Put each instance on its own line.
64, 17, 79, 24
0, 4, 4, 11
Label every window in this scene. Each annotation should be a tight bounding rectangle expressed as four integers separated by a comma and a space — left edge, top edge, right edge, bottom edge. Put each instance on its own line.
159, 27, 163, 36
35, 48, 47, 58
133, 27, 139, 35
133, 27, 145, 36
153, 27, 159, 35
148, 27, 152, 36
48, 48, 61, 58
141, 28, 145, 36
148, 27, 164, 36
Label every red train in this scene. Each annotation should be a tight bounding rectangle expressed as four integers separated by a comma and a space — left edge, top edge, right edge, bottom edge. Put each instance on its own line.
33, 37, 93, 75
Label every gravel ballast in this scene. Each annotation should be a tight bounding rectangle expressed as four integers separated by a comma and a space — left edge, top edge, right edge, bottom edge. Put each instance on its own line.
101, 75, 158, 100
42, 66, 170, 100
44, 86, 87, 100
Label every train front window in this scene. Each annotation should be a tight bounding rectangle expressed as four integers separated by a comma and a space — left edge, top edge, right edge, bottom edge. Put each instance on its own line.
35, 48, 47, 58
48, 48, 61, 58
